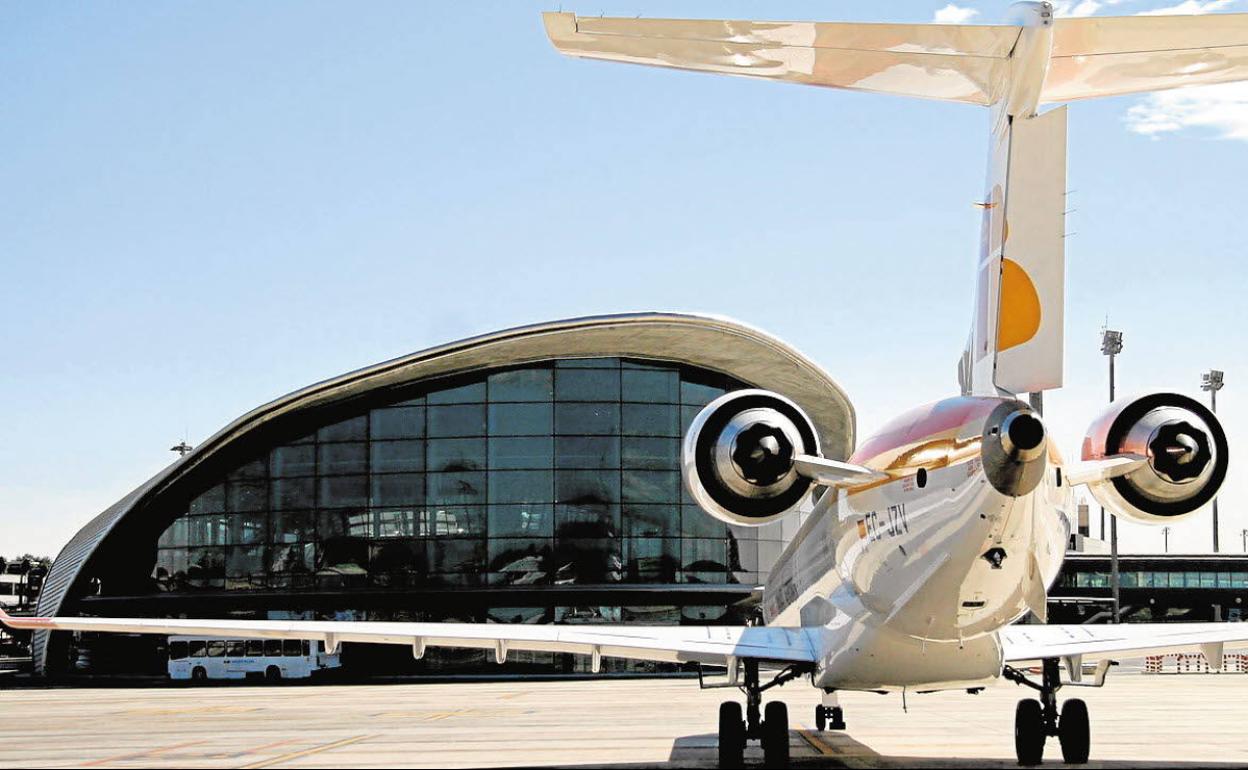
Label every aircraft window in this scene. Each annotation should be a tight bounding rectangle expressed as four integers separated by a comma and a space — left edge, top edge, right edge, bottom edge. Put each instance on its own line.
283, 640, 302, 657
207, 640, 226, 658
916, 468, 928, 489
265, 639, 282, 656
189, 640, 207, 658
226, 641, 245, 657
246, 640, 264, 656
169, 641, 188, 660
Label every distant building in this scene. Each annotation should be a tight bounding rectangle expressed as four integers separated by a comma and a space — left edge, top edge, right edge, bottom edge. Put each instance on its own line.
1051, 554, 1248, 624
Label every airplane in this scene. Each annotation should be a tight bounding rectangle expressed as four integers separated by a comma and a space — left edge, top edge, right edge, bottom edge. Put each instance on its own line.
4, 2, 1248, 766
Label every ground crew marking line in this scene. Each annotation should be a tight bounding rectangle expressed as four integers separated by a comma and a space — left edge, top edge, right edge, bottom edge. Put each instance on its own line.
238, 734, 376, 769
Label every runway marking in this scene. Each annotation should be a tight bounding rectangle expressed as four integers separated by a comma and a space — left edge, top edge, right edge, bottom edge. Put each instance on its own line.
237, 734, 375, 769
122, 704, 260, 716
82, 739, 209, 766
799, 729, 838, 758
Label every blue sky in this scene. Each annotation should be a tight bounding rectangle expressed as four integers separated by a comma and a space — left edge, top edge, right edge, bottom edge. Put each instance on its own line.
2, 1, 1246, 557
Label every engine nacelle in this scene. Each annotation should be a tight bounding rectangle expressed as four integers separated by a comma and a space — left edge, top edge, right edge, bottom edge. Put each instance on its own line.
1081, 393, 1228, 525
682, 389, 821, 526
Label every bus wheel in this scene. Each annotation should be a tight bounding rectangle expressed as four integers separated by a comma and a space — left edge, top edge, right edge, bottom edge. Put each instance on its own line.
265, 665, 282, 683
191, 666, 207, 683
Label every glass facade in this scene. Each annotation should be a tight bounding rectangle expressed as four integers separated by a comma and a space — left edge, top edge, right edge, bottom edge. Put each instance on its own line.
151, 358, 781, 601
1060, 569, 1248, 590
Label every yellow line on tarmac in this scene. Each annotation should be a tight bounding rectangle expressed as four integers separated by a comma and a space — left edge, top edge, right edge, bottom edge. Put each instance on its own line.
238, 734, 375, 769
799, 729, 837, 756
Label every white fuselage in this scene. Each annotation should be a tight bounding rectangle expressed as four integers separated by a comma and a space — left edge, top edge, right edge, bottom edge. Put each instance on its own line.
763, 396, 1072, 691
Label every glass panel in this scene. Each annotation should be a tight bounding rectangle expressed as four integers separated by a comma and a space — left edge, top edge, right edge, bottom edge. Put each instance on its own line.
227, 458, 267, 480
226, 640, 245, 657
681, 380, 725, 406
1201, 572, 1216, 588
556, 357, 619, 369
556, 369, 620, 401
283, 640, 302, 657
269, 543, 315, 574
488, 504, 553, 537
428, 404, 487, 437
246, 640, 263, 656
427, 381, 487, 405
427, 471, 486, 506
488, 368, 553, 402
489, 539, 551, 578
555, 436, 620, 469
488, 403, 553, 436
317, 537, 368, 575
683, 538, 728, 572
371, 440, 424, 473
318, 442, 367, 475
682, 504, 727, 538
271, 477, 314, 510
228, 512, 268, 545
429, 539, 486, 574
426, 506, 486, 537
158, 518, 189, 548
624, 538, 679, 582
621, 404, 679, 437
623, 504, 679, 538
189, 484, 225, 514
371, 473, 424, 506
373, 507, 418, 538
621, 369, 679, 403
556, 470, 620, 506
207, 640, 226, 657
271, 444, 315, 477
317, 509, 370, 539
370, 406, 425, 440
189, 640, 207, 657
265, 640, 283, 656
227, 480, 267, 512
318, 415, 368, 443
188, 516, 228, 546
426, 438, 486, 472
489, 470, 553, 505
271, 511, 316, 543
623, 471, 680, 504
1234, 572, 1248, 589
169, 641, 187, 660
489, 436, 553, 470
621, 437, 679, 470
556, 503, 620, 538
551, 538, 622, 583
370, 539, 426, 575
555, 403, 619, 435
188, 547, 225, 580
320, 475, 368, 508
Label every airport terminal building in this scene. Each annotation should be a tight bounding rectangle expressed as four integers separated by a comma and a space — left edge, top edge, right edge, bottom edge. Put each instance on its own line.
32, 314, 855, 676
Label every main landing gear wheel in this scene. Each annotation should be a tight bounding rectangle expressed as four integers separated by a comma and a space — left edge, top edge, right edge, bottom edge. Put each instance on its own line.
1059, 698, 1090, 764
718, 701, 745, 768
762, 701, 789, 768
1014, 699, 1046, 766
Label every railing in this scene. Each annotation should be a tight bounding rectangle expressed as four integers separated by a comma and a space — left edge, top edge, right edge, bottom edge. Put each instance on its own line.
1144, 653, 1248, 673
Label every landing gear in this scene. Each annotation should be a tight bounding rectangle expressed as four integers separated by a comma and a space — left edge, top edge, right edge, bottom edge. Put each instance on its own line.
1003, 659, 1091, 766
814, 689, 846, 731
712, 659, 806, 768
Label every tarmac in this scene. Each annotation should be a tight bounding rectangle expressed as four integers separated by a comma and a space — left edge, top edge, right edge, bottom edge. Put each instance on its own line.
1, 672, 1246, 768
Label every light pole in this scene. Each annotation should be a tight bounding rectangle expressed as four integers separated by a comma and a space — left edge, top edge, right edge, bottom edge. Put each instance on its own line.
1201, 370, 1224, 553
1241, 528, 1247, 554
1101, 328, 1124, 623
1163, 526, 1171, 554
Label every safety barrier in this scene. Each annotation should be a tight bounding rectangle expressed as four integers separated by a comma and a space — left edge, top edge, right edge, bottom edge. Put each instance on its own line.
1144, 653, 1248, 673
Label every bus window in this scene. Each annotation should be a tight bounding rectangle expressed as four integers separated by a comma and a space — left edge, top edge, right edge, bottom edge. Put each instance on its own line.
264, 639, 282, 657
226, 641, 245, 658
169, 641, 188, 660
282, 640, 302, 657
207, 640, 226, 657
190, 640, 208, 658
302, 640, 311, 656
246, 640, 264, 656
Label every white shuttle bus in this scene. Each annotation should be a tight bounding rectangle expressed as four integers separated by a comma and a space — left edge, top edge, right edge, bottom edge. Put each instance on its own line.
167, 636, 341, 682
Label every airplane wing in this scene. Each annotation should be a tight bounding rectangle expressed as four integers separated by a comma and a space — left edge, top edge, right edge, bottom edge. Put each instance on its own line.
1000, 622, 1248, 665
542, 12, 1021, 105
1044, 14, 1248, 102
0, 609, 815, 668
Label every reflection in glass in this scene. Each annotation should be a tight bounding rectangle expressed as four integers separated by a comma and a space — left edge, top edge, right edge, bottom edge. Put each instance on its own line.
489, 504, 553, 537
488, 368, 552, 402
371, 440, 424, 473
271, 445, 316, 477
555, 403, 619, 435
428, 404, 487, 438
555, 436, 620, 469
370, 406, 424, 440
488, 436, 552, 470
488, 403, 553, 436
318, 442, 367, 475
556, 368, 620, 401
318, 415, 368, 443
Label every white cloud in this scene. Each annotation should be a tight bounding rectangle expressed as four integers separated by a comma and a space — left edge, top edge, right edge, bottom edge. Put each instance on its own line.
1137, 0, 1237, 14
1052, 0, 1105, 16
1125, 82, 1248, 141
933, 3, 979, 23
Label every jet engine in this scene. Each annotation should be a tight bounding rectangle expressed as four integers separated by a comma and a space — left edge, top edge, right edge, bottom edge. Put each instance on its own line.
682, 389, 821, 526
1081, 393, 1228, 525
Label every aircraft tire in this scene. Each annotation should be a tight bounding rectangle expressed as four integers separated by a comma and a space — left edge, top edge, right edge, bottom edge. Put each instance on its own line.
1014, 699, 1045, 766
1059, 699, 1090, 764
762, 701, 790, 767
815, 705, 826, 731
717, 701, 744, 768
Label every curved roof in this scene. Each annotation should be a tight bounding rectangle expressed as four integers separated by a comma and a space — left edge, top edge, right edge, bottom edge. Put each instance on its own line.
33, 312, 853, 672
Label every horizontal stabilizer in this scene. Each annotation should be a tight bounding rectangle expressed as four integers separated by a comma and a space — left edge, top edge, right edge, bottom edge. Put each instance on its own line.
1045, 14, 1248, 102
543, 12, 1020, 105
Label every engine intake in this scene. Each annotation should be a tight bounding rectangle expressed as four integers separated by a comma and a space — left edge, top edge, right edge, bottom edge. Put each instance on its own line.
682, 389, 821, 526
1082, 393, 1228, 525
